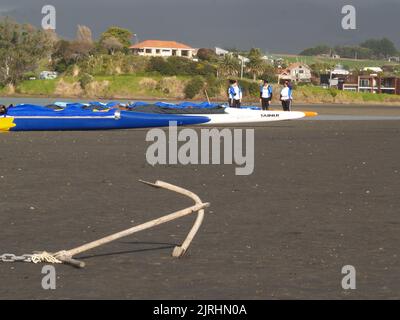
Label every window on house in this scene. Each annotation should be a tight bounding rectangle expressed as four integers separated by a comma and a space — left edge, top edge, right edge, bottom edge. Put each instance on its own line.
145, 49, 152, 54
156, 49, 161, 54
360, 79, 370, 87
181, 50, 189, 57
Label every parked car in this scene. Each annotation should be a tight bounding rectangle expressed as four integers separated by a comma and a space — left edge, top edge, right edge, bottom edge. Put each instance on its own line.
39, 71, 58, 80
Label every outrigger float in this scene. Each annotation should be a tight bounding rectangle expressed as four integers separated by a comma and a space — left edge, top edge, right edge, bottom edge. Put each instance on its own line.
0, 101, 317, 132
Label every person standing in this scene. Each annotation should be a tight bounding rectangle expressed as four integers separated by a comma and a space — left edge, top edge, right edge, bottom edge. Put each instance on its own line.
228, 80, 242, 108
0, 105, 8, 116
280, 81, 293, 111
260, 80, 273, 110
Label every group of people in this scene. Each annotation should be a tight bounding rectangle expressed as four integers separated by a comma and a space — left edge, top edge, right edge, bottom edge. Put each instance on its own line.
228, 80, 293, 111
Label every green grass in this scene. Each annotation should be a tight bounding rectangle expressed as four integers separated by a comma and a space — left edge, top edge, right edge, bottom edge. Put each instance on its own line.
92, 74, 190, 98
16, 79, 57, 95
0, 86, 7, 95
295, 84, 400, 103
6, 74, 400, 104
272, 54, 398, 69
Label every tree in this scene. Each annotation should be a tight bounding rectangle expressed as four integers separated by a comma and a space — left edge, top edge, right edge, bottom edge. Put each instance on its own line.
100, 26, 133, 48
299, 45, 332, 56
101, 37, 124, 55
52, 39, 94, 72
360, 38, 398, 58
0, 19, 52, 85
246, 48, 266, 81
309, 62, 335, 77
76, 25, 93, 43
196, 48, 218, 62
217, 55, 240, 77
334, 45, 373, 60
260, 64, 278, 83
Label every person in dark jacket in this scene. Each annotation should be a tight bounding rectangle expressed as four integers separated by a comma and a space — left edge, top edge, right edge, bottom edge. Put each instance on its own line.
259, 80, 273, 110
0, 105, 7, 116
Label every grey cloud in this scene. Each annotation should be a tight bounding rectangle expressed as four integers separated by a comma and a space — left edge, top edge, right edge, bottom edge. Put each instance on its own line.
1, 0, 399, 53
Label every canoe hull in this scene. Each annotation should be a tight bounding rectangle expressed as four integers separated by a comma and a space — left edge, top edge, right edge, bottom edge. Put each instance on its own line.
8, 112, 211, 132
4, 107, 309, 132
201, 108, 307, 125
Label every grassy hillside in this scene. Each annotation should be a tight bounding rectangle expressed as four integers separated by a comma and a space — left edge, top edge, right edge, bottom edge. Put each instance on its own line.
3, 75, 400, 105
272, 54, 398, 69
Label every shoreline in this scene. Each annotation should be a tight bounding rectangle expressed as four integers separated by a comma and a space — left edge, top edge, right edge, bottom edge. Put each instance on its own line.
3, 93, 400, 107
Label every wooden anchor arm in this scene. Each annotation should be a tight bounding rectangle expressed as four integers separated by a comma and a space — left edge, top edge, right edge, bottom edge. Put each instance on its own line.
139, 180, 206, 257
53, 180, 209, 268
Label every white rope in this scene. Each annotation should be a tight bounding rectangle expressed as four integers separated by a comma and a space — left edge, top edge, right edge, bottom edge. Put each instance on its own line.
31, 252, 62, 264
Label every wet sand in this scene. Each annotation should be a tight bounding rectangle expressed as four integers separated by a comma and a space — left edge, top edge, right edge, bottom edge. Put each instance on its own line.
0, 105, 399, 299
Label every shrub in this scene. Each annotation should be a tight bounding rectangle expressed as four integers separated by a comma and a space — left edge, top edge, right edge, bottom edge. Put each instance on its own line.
184, 76, 204, 99
296, 82, 312, 87
147, 56, 216, 77
238, 79, 260, 97
156, 76, 184, 95
328, 88, 338, 98
147, 57, 173, 75
79, 73, 94, 90
139, 77, 158, 91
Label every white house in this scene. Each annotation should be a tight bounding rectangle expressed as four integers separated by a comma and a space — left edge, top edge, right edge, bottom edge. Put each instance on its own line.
329, 65, 350, 87
215, 47, 250, 63
278, 63, 312, 83
130, 40, 196, 59
362, 67, 383, 73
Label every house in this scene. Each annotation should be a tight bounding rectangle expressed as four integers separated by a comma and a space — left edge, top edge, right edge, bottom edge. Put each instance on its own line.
278, 63, 312, 83
388, 56, 400, 63
214, 47, 250, 63
341, 75, 400, 94
319, 53, 341, 59
321, 65, 350, 88
362, 67, 383, 73
215, 47, 229, 56
130, 40, 196, 59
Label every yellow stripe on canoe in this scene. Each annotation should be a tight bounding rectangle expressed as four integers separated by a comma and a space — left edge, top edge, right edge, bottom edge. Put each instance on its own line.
0, 117, 16, 132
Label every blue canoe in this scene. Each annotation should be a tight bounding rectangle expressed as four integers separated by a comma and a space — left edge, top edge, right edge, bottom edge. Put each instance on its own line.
0, 102, 311, 132
1, 103, 213, 132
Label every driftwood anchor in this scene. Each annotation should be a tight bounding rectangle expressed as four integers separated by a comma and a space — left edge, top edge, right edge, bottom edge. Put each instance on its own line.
0, 180, 209, 268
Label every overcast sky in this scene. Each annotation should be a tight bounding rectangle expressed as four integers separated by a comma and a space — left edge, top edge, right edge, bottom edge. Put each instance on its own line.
1, 0, 399, 53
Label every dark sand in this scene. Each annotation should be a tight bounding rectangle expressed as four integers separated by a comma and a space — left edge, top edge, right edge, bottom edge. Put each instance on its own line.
0, 105, 399, 299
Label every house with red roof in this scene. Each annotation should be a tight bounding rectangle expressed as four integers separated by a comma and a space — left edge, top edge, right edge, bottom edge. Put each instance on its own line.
130, 40, 196, 59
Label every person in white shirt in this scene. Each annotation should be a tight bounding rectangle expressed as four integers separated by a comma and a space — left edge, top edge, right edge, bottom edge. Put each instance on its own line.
280, 81, 293, 111
259, 80, 273, 110
228, 80, 242, 108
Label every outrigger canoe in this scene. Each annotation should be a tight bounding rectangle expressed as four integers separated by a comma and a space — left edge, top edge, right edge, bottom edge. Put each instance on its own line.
0, 102, 317, 132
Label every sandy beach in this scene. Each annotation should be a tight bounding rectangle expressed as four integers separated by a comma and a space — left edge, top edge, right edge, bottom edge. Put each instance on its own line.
0, 105, 399, 299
